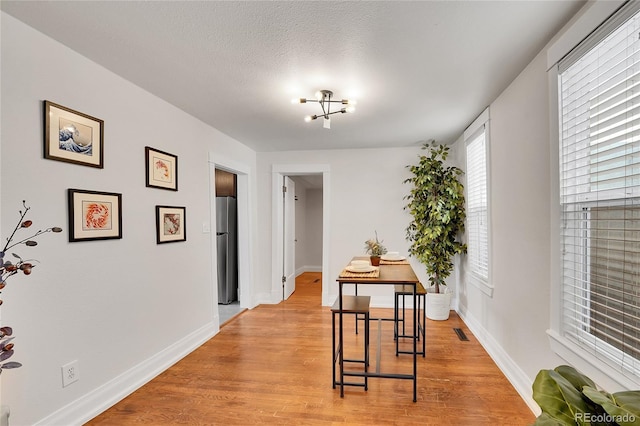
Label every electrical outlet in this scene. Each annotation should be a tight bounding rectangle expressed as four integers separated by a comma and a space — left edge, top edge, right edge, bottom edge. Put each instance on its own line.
61, 360, 79, 387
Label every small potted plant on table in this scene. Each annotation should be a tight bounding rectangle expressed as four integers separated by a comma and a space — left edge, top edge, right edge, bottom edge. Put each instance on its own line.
364, 231, 387, 266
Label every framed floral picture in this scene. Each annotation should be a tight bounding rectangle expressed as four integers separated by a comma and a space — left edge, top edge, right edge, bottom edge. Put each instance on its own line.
68, 189, 122, 242
44, 101, 104, 168
156, 205, 186, 244
145, 147, 178, 191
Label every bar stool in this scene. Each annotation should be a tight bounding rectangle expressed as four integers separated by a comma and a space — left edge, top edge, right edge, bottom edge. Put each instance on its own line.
394, 282, 426, 357
331, 295, 370, 390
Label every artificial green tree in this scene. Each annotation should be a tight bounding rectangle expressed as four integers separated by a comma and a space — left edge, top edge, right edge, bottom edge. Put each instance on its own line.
404, 142, 467, 293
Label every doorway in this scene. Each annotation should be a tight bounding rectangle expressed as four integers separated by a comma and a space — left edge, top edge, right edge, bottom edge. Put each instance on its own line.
215, 169, 240, 322
272, 165, 331, 306
210, 154, 253, 329
281, 175, 324, 300
282, 176, 296, 300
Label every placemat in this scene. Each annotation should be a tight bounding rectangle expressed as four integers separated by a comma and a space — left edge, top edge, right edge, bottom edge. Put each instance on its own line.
339, 267, 380, 278
379, 259, 410, 265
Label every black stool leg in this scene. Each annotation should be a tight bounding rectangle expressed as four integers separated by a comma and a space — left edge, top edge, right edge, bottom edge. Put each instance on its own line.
332, 310, 336, 388
364, 312, 369, 390
421, 294, 426, 356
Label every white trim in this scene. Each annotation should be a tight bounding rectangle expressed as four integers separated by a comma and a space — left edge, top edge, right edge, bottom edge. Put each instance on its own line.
272, 164, 330, 175
209, 153, 256, 315
271, 171, 284, 302
271, 164, 332, 306
34, 323, 216, 426
464, 107, 493, 298
547, 329, 640, 391
457, 307, 540, 416
464, 107, 489, 140
548, 62, 563, 351
548, 1, 640, 392
471, 279, 495, 297
546, 0, 625, 70
321, 172, 331, 306
295, 265, 322, 276
209, 152, 251, 175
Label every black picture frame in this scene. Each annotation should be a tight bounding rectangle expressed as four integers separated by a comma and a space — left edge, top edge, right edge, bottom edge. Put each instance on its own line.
44, 101, 104, 168
68, 188, 122, 242
145, 147, 178, 191
155, 205, 186, 244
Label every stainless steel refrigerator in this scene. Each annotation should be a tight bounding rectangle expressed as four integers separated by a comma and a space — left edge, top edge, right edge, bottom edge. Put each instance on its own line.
216, 196, 238, 304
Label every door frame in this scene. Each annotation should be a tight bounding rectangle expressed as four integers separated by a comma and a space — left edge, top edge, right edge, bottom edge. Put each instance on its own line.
209, 152, 253, 328
271, 164, 331, 305
282, 176, 296, 300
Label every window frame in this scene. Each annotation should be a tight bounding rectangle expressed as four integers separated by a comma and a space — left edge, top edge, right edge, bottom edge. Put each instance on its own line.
548, 0, 640, 391
464, 107, 493, 297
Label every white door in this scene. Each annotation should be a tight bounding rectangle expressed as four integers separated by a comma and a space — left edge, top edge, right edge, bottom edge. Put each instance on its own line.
283, 176, 296, 300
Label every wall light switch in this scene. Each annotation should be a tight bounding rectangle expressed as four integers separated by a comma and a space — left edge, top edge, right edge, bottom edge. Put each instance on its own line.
202, 222, 211, 233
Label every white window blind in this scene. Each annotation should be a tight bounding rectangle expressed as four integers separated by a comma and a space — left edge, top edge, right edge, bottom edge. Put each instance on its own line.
466, 127, 489, 287
559, 3, 640, 379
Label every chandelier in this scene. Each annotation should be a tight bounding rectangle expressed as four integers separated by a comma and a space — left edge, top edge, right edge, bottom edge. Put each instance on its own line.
293, 90, 356, 129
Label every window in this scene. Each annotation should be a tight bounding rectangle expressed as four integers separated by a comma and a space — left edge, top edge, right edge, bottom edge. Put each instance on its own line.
465, 109, 491, 294
559, 2, 640, 381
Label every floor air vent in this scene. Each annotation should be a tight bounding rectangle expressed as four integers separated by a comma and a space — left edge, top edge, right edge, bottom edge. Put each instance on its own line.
453, 328, 469, 341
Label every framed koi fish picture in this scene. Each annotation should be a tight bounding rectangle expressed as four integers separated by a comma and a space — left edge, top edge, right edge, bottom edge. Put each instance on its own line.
145, 146, 178, 191
68, 189, 122, 242
44, 101, 104, 168
155, 205, 186, 244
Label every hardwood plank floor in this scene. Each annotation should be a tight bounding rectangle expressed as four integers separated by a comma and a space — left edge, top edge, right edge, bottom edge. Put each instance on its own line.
87, 272, 535, 425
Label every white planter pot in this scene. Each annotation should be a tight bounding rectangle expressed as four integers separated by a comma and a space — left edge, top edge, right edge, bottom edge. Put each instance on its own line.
426, 291, 451, 321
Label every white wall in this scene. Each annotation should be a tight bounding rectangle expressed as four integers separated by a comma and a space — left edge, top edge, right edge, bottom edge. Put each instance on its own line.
453, 1, 625, 413
292, 177, 307, 272
256, 147, 461, 308
0, 13, 256, 425
455, 42, 565, 411
291, 179, 323, 274
305, 188, 323, 269
2, 2, 620, 423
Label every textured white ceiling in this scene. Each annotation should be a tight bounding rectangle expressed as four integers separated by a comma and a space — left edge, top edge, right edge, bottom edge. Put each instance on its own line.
1, 1, 584, 152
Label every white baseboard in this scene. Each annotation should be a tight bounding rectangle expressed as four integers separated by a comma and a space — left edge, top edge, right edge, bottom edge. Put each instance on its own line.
34, 322, 218, 426
456, 307, 541, 416
295, 265, 322, 276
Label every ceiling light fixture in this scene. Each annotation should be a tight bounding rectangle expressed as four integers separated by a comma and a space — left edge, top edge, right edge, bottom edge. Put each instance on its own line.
292, 90, 356, 129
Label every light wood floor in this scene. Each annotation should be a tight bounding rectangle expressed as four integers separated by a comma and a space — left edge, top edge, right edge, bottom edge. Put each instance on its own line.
87, 272, 535, 425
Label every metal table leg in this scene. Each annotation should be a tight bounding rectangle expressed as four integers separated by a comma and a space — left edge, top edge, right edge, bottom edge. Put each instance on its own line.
339, 281, 344, 397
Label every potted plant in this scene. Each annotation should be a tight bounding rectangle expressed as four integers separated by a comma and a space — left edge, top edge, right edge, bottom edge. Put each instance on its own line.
532, 365, 640, 425
404, 142, 466, 320
364, 231, 387, 266
0, 201, 61, 375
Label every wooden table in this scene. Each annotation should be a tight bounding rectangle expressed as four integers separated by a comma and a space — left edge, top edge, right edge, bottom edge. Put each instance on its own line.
336, 256, 420, 401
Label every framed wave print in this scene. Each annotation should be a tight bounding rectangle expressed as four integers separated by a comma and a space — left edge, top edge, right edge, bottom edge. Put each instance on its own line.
145, 147, 178, 191
44, 101, 104, 168
68, 189, 122, 242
